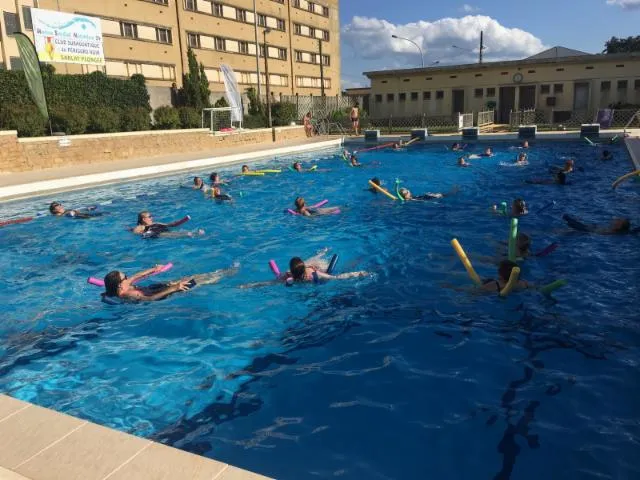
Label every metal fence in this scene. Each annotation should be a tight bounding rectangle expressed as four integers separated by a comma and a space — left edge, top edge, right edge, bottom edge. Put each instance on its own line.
460, 113, 473, 129
507, 108, 640, 130
280, 95, 359, 121
509, 109, 536, 127
477, 110, 495, 127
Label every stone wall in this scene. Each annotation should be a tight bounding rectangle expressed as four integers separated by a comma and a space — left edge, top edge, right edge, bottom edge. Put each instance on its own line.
0, 127, 306, 173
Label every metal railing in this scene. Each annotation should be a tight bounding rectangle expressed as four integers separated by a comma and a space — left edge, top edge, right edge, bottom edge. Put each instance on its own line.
509, 109, 536, 127
477, 110, 495, 127
459, 113, 473, 129
624, 109, 640, 132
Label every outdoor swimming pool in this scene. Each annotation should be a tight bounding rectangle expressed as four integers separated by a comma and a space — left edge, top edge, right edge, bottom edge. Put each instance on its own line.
0, 140, 638, 479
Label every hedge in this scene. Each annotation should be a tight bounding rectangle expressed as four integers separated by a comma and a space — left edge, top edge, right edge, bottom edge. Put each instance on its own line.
153, 106, 181, 129
0, 70, 151, 111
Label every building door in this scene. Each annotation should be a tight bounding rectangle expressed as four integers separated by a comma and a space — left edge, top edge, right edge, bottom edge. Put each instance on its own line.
573, 82, 590, 111
452, 89, 465, 115
498, 86, 516, 123
519, 85, 536, 110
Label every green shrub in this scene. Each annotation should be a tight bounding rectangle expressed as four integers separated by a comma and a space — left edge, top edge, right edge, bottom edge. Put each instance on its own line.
271, 102, 297, 126
214, 96, 229, 108
243, 113, 267, 129
121, 107, 151, 132
153, 106, 180, 129
0, 105, 47, 137
50, 105, 89, 134
178, 107, 201, 128
87, 107, 121, 133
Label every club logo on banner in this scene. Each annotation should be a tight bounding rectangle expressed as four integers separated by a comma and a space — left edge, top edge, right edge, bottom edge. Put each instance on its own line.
31, 8, 105, 65
220, 64, 243, 123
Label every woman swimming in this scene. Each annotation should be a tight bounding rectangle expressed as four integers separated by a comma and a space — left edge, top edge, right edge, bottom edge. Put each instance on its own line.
350, 154, 362, 167
209, 172, 227, 186
294, 197, 340, 216
563, 214, 636, 234
469, 147, 493, 159
514, 152, 528, 166
102, 263, 238, 302
457, 157, 470, 167
131, 211, 203, 238
49, 202, 101, 219
211, 186, 232, 201
480, 260, 531, 293
398, 185, 459, 201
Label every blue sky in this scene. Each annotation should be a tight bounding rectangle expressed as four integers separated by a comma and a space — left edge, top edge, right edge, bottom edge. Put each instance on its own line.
339, 0, 640, 88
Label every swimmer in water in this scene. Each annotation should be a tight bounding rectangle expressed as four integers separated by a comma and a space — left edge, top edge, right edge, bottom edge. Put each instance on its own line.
514, 152, 528, 166
457, 157, 470, 167
549, 159, 574, 174
601, 150, 613, 161
525, 171, 567, 185
49, 202, 100, 219
398, 185, 459, 201
209, 172, 227, 186
368, 177, 382, 192
103, 263, 239, 302
350, 154, 362, 167
292, 162, 303, 172
521, 140, 529, 149
241, 165, 250, 174
131, 211, 204, 238
211, 186, 232, 201
480, 260, 531, 293
469, 147, 493, 159
294, 197, 340, 216
192, 177, 207, 191
451, 143, 464, 151
563, 214, 636, 234
239, 249, 368, 288
494, 198, 528, 216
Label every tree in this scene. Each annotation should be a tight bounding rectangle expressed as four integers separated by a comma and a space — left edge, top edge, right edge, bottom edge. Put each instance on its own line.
245, 87, 264, 116
180, 48, 211, 109
604, 36, 640, 54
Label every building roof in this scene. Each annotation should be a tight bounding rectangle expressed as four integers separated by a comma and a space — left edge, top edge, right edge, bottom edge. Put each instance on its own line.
363, 52, 640, 79
525, 46, 591, 60
343, 87, 371, 95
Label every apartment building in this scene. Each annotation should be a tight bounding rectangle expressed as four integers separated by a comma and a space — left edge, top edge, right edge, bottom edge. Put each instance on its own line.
364, 47, 640, 124
0, 0, 341, 97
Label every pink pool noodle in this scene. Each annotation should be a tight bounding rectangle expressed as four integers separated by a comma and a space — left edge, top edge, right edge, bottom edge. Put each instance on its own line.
168, 215, 190, 227
87, 263, 174, 287
269, 260, 281, 278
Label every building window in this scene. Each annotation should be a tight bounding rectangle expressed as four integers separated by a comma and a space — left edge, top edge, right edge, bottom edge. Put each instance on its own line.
156, 28, 172, 44
323, 31, 330, 41
486, 88, 496, 97
449, 75, 457, 79
187, 33, 200, 48
22, 6, 33, 30
236, 9, 247, 22
150, 0, 169, 4
321, 55, 330, 66
616, 64, 624, 68
635, 79, 640, 90
259, 45, 266, 57
501, 72, 508, 76
436, 90, 444, 99
403, 79, 410, 83
276, 19, 286, 31
213, 3, 223, 16
387, 93, 394, 102
239, 41, 249, 54
527, 70, 535, 74
295, 51, 303, 62
540, 84, 550, 94
399, 93, 406, 102
375, 94, 382, 103
257, 14, 266, 26
618, 80, 628, 90
410, 92, 418, 101
3, 12, 19, 35
556, 68, 564, 72
425, 77, 432, 80
585, 66, 594, 70
307, 2, 314, 11
184, 0, 196, 11
277, 48, 287, 60
294, 24, 301, 35
120, 22, 138, 39
475, 73, 482, 77
601, 81, 611, 92
423, 91, 431, 100
322, 6, 329, 16
474, 88, 483, 98
214, 37, 226, 51
554, 83, 564, 93
308, 27, 316, 37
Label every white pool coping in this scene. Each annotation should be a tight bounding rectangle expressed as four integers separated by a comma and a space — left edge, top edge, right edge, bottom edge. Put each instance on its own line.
0, 138, 343, 202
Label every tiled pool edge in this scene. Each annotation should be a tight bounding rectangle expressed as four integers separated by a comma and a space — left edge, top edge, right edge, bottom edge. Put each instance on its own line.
0, 137, 343, 202
625, 137, 640, 170
0, 394, 272, 480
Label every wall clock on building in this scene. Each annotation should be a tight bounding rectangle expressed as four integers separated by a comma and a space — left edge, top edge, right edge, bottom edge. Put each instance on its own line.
513, 73, 524, 84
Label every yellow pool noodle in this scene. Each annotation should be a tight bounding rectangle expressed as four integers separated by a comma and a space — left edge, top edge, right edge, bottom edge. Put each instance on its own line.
612, 169, 640, 189
451, 238, 482, 286
368, 180, 397, 201
242, 172, 265, 176
499, 267, 520, 297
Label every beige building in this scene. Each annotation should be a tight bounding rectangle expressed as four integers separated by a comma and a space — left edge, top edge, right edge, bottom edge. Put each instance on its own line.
364, 47, 640, 124
0, 0, 340, 98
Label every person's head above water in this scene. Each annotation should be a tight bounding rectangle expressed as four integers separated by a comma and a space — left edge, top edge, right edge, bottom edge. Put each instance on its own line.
49, 202, 65, 215
484, 147, 493, 155
289, 257, 306, 281
512, 198, 527, 216
370, 177, 381, 187
194, 176, 203, 187
399, 188, 411, 200
104, 271, 125, 297
522, 140, 529, 148
209, 172, 220, 183
294, 197, 306, 211
293, 162, 302, 172
212, 186, 222, 196
241, 165, 249, 173
452, 143, 460, 149
498, 260, 519, 283
137, 211, 153, 226
602, 150, 612, 159
517, 152, 527, 162
611, 218, 631, 233
457, 157, 467, 166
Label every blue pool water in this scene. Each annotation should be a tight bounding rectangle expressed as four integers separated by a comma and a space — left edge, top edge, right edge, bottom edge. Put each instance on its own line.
0, 140, 639, 479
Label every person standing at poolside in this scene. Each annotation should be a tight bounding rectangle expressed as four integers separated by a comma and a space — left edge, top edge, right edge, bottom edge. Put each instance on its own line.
303, 112, 314, 137
350, 103, 360, 136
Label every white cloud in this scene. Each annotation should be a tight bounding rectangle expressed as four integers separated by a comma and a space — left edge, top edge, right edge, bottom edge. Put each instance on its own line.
607, 0, 640, 9
342, 15, 547, 68
461, 4, 480, 12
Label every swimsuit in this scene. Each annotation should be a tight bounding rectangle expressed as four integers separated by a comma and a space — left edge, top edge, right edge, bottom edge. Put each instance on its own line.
483, 278, 501, 293
414, 194, 442, 201
142, 224, 169, 238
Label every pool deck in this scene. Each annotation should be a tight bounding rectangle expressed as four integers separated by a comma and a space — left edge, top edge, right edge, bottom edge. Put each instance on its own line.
0, 394, 271, 480
625, 136, 640, 170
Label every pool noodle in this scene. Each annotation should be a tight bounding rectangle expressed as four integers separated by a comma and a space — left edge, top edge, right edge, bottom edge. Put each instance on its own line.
535, 242, 559, 257
451, 238, 482, 286
269, 260, 281, 278
508, 218, 518, 262
242, 172, 265, 176
255, 169, 281, 174
310, 165, 318, 171
539, 279, 567, 295
612, 169, 640, 189
499, 267, 520, 297
327, 254, 338, 274
311, 200, 329, 208
0, 217, 34, 227
584, 137, 595, 146
88, 263, 174, 287
356, 142, 395, 153
168, 216, 190, 227
395, 180, 405, 202
368, 180, 397, 201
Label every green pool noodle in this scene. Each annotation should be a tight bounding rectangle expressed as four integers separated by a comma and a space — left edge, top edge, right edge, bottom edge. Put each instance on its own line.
540, 279, 567, 295
508, 218, 518, 262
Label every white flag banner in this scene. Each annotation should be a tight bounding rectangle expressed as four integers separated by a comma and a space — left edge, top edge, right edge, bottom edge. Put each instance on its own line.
220, 64, 243, 123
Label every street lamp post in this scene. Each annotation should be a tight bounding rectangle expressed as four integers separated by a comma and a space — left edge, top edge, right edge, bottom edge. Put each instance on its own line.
253, 0, 261, 99
263, 28, 272, 128
391, 34, 424, 67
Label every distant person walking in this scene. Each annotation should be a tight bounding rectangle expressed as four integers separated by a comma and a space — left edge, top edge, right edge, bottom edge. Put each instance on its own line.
350, 103, 360, 136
